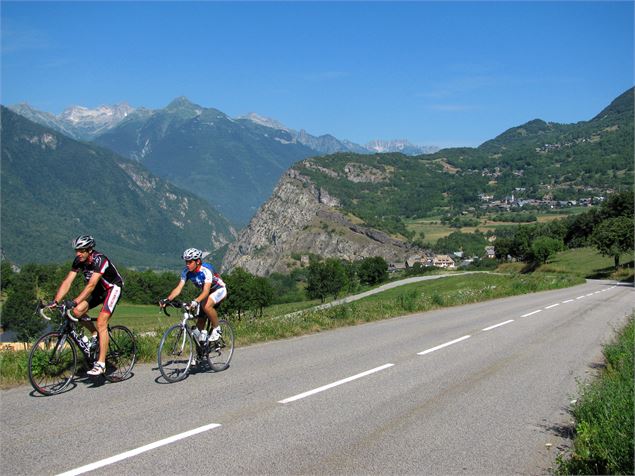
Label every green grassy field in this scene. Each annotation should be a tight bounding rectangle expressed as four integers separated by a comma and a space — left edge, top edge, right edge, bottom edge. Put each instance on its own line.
537, 248, 633, 279
405, 209, 586, 242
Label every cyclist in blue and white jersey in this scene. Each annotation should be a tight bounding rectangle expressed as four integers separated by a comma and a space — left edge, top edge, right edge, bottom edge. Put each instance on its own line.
161, 248, 227, 342
52, 235, 124, 376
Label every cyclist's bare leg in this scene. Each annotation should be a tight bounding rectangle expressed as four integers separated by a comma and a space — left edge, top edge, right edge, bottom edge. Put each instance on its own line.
96, 310, 111, 364
202, 299, 220, 329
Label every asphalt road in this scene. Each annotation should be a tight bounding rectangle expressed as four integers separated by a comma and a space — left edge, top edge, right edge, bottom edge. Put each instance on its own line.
1, 279, 632, 475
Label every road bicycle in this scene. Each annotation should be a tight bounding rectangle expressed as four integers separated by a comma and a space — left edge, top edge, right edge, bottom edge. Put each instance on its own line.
28, 301, 137, 396
157, 299, 234, 383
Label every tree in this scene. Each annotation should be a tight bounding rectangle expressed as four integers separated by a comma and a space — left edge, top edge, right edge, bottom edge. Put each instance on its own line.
306, 260, 330, 303
220, 267, 254, 320
358, 256, 388, 285
250, 276, 274, 318
324, 258, 348, 300
600, 191, 634, 220
0, 268, 45, 342
530, 236, 564, 264
591, 216, 634, 269
1, 259, 16, 291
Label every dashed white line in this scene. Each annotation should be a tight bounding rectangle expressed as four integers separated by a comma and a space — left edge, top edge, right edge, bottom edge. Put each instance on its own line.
562, 299, 574, 303
545, 303, 560, 309
482, 320, 514, 331
57, 423, 222, 476
278, 363, 394, 404
521, 310, 542, 318
417, 335, 471, 355
576, 296, 585, 300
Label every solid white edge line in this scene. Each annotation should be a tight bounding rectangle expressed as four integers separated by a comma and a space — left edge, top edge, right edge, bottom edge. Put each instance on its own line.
521, 310, 542, 318
56, 423, 222, 476
545, 303, 560, 309
417, 335, 471, 355
278, 363, 394, 404
576, 296, 585, 300
482, 319, 514, 331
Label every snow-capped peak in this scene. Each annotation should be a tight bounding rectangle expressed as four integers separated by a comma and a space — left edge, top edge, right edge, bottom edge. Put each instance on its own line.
59, 103, 134, 126
239, 112, 289, 131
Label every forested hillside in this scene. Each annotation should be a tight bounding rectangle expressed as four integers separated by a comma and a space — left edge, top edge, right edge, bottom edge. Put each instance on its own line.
296, 87, 633, 237
0, 107, 236, 268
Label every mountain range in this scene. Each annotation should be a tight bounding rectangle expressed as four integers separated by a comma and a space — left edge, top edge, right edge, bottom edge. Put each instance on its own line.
9, 100, 437, 226
0, 106, 236, 268
3, 88, 632, 272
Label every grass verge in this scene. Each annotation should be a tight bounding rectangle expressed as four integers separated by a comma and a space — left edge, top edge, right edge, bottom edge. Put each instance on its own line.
555, 314, 634, 475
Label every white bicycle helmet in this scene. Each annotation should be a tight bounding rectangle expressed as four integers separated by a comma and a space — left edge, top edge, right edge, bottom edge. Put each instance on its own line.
72, 235, 95, 250
182, 248, 203, 260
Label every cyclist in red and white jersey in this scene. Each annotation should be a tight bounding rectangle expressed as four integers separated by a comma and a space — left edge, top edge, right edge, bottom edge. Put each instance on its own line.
52, 235, 124, 376
160, 248, 227, 342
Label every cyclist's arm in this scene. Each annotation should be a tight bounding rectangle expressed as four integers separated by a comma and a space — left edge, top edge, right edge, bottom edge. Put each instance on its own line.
166, 280, 186, 301
53, 270, 78, 303
75, 272, 102, 304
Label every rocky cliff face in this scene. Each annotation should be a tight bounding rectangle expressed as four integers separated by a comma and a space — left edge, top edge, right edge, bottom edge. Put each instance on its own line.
222, 164, 416, 276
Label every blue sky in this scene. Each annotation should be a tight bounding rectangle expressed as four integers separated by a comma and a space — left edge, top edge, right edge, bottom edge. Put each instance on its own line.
1, 1, 633, 148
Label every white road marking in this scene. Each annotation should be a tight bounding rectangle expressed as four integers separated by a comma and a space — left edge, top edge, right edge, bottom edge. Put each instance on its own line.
278, 363, 394, 404
545, 303, 560, 309
576, 296, 585, 300
482, 320, 514, 331
521, 310, 542, 318
417, 335, 471, 355
586, 293, 594, 297
562, 299, 574, 303
57, 423, 222, 476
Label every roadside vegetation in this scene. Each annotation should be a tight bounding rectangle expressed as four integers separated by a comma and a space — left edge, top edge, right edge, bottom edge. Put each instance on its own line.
0, 271, 583, 386
555, 314, 634, 475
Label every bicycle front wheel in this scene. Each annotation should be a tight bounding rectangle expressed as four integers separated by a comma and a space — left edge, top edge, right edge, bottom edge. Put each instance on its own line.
158, 324, 193, 383
28, 332, 77, 396
207, 319, 234, 372
105, 325, 137, 382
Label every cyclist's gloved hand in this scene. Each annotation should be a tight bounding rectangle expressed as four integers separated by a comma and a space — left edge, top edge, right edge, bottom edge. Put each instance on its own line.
189, 300, 200, 315
159, 298, 169, 307
63, 300, 76, 310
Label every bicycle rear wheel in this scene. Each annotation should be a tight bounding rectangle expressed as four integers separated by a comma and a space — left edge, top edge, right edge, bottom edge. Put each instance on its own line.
158, 324, 193, 383
28, 332, 77, 396
207, 319, 234, 372
104, 325, 137, 382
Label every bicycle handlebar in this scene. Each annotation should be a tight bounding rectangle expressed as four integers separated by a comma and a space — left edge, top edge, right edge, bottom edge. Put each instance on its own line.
35, 300, 79, 322
158, 299, 195, 318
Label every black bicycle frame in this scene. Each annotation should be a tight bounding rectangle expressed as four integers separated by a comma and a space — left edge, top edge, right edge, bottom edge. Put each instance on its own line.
57, 319, 94, 361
